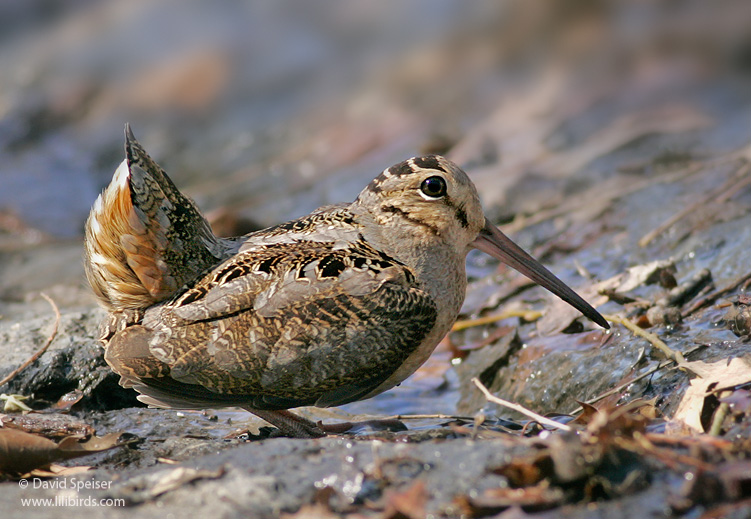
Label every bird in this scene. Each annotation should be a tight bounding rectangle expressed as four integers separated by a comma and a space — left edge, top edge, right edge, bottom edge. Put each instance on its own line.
84, 125, 609, 438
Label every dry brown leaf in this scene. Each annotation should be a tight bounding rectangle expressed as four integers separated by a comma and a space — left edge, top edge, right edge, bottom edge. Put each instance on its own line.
672, 357, 751, 433
0, 428, 130, 475
493, 457, 548, 488
149, 466, 226, 498
538, 259, 679, 334
115, 466, 226, 505
52, 390, 85, 411
383, 480, 428, 519
570, 401, 601, 426
28, 464, 93, 478
456, 482, 564, 515
536, 281, 605, 336
1, 412, 94, 439
678, 358, 751, 385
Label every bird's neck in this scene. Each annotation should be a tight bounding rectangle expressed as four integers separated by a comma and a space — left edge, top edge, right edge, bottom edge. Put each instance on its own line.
354, 209, 468, 320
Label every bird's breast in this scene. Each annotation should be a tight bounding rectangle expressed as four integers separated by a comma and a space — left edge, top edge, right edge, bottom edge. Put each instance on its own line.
356, 252, 467, 400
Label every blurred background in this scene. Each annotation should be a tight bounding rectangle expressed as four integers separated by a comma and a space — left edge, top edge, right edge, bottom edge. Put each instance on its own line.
1, 0, 751, 315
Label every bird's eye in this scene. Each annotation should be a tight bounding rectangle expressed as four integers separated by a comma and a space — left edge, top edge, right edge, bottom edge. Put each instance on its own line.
420, 176, 447, 199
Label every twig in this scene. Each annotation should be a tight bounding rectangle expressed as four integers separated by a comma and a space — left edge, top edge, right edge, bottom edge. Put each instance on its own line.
603, 313, 684, 363
568, 361, 668, 415
645, 432, 732, 449
638, 161, 751, 247
452, 310, 542, 332
384, 413, 476, 421
623, 433, 716, 472
682, 270, 751, 318
0, 293, 60, 388
503, 160, 709, 236
471, 377, 571, 432
709, 390, 732, 437
655, 268, 712, 308
568, 343, 706, 415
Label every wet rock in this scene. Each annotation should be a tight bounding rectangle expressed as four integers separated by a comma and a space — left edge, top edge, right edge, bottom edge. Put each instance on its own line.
0, 309, 138, 411
0, 436, 527, 518
456, 330, 632, 417
454, 331, 523, 414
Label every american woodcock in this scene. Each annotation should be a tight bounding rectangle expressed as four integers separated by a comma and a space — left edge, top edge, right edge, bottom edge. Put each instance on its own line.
85, 125, 608, 438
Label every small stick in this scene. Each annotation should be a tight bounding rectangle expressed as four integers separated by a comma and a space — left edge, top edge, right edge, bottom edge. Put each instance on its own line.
638, 161, 751, 247
682, 270, 751, 317
471, 377, 572, 432
452, 310, 542, 332
603, 313, 684, 363
0, 293, 60, 388
646, 432, 732, 449
385, 413, 476, 421
568, 361, 667, 415
504, 161, 709, 236
709, 390, 732, 437
568, 343, 706, 415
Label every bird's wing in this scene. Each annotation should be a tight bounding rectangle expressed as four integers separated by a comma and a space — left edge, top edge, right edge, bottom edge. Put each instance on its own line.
105, 240, 438, 410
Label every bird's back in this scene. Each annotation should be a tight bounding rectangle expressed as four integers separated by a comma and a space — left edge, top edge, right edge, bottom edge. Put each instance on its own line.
103, 208, 438, 410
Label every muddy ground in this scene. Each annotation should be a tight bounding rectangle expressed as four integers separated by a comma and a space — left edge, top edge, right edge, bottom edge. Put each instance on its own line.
2, 2, 751, 518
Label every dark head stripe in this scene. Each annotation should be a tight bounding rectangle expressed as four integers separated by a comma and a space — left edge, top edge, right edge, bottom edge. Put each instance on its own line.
412, 155, 446, 172
367, 155, 448, 193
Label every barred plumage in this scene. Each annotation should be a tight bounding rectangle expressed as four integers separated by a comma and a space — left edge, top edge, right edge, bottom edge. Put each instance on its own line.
84, 125, 607, 438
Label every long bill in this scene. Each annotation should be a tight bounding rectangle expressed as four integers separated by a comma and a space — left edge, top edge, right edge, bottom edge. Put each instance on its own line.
472, 218, 609, 329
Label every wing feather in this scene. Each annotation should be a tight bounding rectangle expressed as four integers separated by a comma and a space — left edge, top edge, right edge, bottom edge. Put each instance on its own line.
106, 242, 437, 410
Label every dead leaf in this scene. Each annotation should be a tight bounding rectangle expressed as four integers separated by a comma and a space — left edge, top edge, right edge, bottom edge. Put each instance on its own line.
536, 281, 604, 335
149, 466, 226, 498
455, 482, 564, 515
493, 456, 549, 488
0, 428, 131, 475
535, 258, 674, 334
52, 390, 84, 411
115, 466, 227, 504
539, 260, 676, 335
672, 357, 751, 433
28, 464, 94, 478
1, 412, 94, 439
617, 260, 678, 293
570, 401, 601, 426
383, 480, 428, 519
585, 400, 649, 443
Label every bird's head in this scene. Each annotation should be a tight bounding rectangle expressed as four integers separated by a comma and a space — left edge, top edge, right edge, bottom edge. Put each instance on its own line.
354, 155, 609, 329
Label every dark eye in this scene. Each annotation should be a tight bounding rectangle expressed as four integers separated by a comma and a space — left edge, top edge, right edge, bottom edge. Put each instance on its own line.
420, 176, 447, 198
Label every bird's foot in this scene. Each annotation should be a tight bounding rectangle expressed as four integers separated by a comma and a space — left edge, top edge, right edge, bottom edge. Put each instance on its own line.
243, 408, 332, 438
242, 408, 407, 438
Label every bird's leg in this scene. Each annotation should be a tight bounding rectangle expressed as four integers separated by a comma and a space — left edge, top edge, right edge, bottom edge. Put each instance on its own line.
243, 407, 356, 438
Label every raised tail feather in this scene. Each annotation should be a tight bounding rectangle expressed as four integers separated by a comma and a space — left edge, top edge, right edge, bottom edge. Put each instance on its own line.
84, 124, 237, 311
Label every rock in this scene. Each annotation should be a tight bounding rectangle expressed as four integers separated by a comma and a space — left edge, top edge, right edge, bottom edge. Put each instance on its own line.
0, 308, 139, 411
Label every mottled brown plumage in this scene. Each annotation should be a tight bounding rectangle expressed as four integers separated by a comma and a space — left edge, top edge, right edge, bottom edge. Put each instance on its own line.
85, 126, 607, 438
